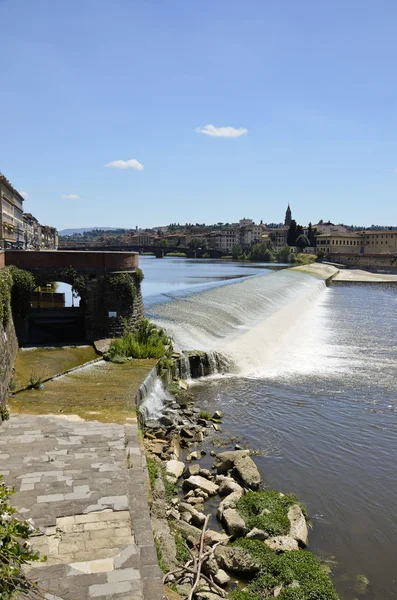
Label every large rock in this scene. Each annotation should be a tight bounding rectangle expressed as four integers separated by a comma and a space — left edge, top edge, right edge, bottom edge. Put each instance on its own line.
204, 530, 230, 545
213, 450, 250, 474
214, 546, 260, 574
265, 536, 299, 553
218, 477, 243, 497
288, 504, 308, 547
176, 521, 202, 541
185, 464, 200, 477
217, 490, 243, 519
202, 557, 219, 577
166, 459, 185, 480
214, 569, 230, 587
178, 502, 206, 527
234, 455, 261, 490
246, 527, 269, 541
183, 475, 219, 496
222, 508, 247, 537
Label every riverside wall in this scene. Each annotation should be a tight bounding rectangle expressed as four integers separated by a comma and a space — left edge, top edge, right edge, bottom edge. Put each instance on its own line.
0, 317, 18, 412
327, 253, 397, 272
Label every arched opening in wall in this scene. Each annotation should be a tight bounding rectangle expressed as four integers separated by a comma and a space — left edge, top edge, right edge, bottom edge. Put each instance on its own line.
29, 281, 85, 345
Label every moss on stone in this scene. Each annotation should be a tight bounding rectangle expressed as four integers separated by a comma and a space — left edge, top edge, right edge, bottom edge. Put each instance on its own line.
236, 490, 306, 537
232, 539, 338, 600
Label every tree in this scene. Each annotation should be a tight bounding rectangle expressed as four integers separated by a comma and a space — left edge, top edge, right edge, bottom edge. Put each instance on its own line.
158, 239, 169, 248
231, 244, 243, 260
189, 237, 208, 250
248, 241, 274, 262
296, 234, 310, 252
307, 222, 316, 247
287, 220, 297, 246
276, 246, 292, 263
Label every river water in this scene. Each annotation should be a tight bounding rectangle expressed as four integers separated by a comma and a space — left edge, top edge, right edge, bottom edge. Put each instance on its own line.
142, 257, 397, 600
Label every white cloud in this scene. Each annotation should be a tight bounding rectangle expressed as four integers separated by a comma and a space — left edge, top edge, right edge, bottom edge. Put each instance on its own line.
20, 192, 29, 199
196, 124, 248, 138
105, 159, 144, 171
61, 194, 80, 200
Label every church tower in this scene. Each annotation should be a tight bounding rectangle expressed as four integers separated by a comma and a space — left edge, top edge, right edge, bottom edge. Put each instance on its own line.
284, 204, 292, 227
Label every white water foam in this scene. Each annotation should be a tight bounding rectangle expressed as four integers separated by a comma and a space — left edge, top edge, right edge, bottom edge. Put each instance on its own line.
149, 269, 357, 379
139, 378, 174, 421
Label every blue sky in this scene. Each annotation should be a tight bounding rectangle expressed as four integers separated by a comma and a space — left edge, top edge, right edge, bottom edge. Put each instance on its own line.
1, 0, 397, 230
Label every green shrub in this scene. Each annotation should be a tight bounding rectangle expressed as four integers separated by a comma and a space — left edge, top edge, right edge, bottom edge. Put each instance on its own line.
29, 370, 45, 389
236, 490, 305, 536
166, 252, 187, 257
0, 475, 43, 597
107, 318, 168, 361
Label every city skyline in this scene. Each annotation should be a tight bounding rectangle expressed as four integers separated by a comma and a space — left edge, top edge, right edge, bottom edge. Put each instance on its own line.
2, 0, 397, 229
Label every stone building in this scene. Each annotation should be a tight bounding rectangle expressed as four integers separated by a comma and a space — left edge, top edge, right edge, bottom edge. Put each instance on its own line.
316, 232, 363, 255
0, 174, 25, 249
316, 230, 397, 256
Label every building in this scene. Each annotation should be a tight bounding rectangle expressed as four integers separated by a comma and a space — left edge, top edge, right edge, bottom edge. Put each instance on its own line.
361, 231, 397, 254
0, 174, 25, 248
208, 228, 239, 253
239, 224, 263, 250
316, 230, 397, 256
313, 221, 348, 235
40, 225, 58, 250
128, 232, 154, 246
316, 232, 363, 255
269, 227, 289, 249
23, 213, 40, 249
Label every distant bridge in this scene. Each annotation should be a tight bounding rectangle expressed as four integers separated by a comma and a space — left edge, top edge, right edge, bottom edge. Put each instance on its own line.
58, 241, 219, 258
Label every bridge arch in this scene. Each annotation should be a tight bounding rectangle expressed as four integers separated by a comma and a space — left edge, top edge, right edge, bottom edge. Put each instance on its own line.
5, 251, 144, 345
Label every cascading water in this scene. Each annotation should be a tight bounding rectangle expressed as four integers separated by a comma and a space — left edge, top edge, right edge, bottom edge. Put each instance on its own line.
148, 268, 341, 378
178, 353, 192, 379
138, 378, 175, 423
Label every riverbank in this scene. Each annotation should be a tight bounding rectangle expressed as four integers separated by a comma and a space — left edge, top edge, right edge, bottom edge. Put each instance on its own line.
140, 381, 340, 600
1, 346, 165, 599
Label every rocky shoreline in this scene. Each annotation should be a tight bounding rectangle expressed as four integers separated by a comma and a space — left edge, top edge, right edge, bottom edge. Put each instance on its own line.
141, 380, 339, 600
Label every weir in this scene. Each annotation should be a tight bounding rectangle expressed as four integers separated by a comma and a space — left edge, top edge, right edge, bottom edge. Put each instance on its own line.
147, 264, 339, 378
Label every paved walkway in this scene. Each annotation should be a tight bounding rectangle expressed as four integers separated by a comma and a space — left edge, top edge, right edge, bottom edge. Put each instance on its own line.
0, 414, 163, 600
333, 269, 397, 283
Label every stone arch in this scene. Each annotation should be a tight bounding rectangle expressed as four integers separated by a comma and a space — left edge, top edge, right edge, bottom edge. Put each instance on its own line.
4, 251, 144, 345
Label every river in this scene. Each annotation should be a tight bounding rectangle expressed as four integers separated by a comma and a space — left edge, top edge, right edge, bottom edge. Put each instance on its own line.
141, 256, 397, 600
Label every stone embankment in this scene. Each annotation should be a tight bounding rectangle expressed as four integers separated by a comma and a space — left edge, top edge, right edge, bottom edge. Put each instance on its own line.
142, 383, 338, 600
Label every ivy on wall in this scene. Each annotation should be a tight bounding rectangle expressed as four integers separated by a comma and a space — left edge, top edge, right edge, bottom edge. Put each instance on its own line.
0, 268, 13, 327
136, 267, 144, 284
9, 266, 36, 318
0, 267, 36, 326
106, 273, 137, 303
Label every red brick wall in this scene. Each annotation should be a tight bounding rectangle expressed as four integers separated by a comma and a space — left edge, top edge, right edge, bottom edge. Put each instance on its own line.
4, 250, 139, 272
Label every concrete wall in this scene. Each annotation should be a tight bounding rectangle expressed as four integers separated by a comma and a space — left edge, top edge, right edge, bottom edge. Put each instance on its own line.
0, 317, 18, 411
328, 253, 397, 272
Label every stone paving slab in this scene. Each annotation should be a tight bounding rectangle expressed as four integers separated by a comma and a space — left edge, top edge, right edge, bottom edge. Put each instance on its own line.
0, 414, 163, 600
